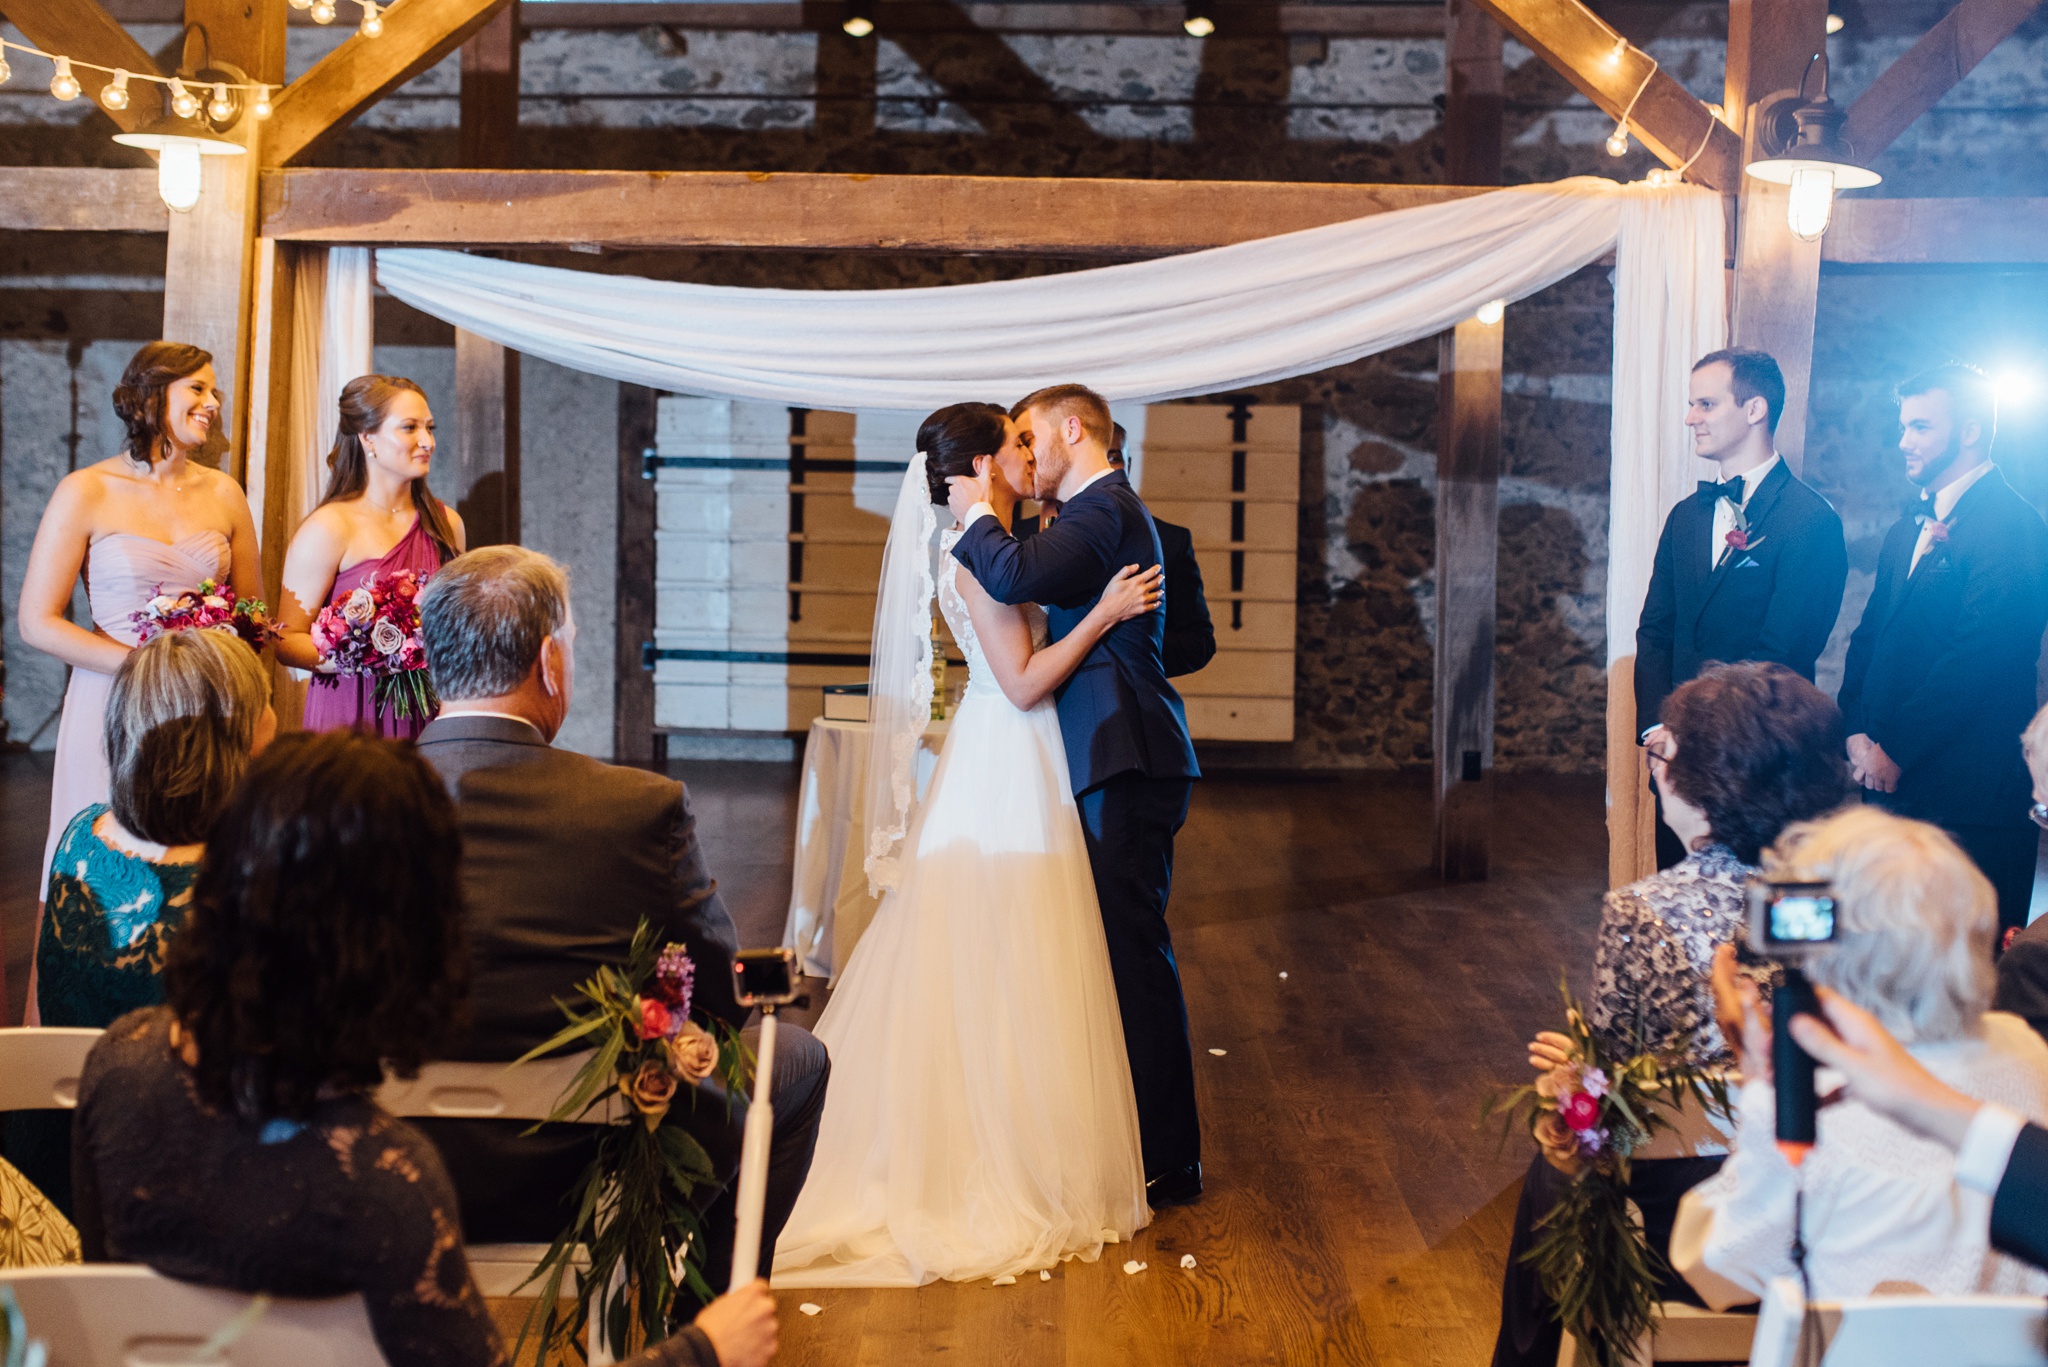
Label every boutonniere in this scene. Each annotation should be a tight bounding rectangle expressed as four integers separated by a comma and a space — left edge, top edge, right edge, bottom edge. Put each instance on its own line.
1916, 515, 1950, 544
1722, 527, 1766, 555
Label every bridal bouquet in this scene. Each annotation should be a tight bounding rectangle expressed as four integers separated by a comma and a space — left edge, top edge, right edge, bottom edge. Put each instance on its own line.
1484, 980, 1732, 1367
308, 569, 435, 721
513, 921, 752, 1361
129, 578, 277, 653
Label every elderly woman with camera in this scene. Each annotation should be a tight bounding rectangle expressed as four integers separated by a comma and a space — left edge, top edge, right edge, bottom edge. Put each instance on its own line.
1494, 662, 1848, 1367
1670, 806, 2048, 1304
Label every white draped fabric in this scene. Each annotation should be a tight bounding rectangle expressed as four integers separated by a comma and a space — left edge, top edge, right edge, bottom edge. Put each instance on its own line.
366, 175, 1723, 885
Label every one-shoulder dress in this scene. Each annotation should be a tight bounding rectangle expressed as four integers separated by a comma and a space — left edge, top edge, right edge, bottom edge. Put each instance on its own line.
40, 531, 230, 894
300, 517, 443, 740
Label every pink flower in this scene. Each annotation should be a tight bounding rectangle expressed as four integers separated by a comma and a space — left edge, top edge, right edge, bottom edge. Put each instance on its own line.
1925, 519, 1950, 544
371, 618, 407, 657
636, 997, 673, 1041
342, 588, 375, 626
1724, 528, 1750, 552
655, 944, 695, 1013
667, 1022, 719, 1084
1560, 1091, 1601, 1131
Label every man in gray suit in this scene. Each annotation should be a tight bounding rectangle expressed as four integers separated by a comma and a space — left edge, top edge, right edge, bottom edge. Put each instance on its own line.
411, 545, 829, 1291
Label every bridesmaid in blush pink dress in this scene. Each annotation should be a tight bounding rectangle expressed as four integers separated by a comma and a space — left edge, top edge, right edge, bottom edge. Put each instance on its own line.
15, 341, 264, 1022
275, 374, 463, 739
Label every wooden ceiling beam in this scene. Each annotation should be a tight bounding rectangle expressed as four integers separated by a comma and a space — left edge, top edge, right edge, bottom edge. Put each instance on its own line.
1464, 0, 1741, 190
1842, 0, 2046, 161
256, 168, 1492, 254
0, 0, 165, 132
1822, 196, 2048, 264
0, 167, 168, 231
262, 0, 514, 166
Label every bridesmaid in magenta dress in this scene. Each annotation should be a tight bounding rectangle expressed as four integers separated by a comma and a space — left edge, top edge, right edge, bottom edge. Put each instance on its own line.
16, 341, 264, 1022
275, 375, 465, 739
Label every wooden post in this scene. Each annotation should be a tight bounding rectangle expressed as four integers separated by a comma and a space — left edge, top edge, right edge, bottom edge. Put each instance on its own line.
1727, 0, 1829, 471
1432, 0, 1503, 881
615, 385, 659, 765
460, 0, 520, 167
453, 328, 521, 546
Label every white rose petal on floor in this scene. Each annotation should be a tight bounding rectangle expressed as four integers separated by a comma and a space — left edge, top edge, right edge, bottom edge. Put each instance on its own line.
1181, 1255, 1198, 1270
1123, 1260, 1147, 1275
799, 1303, 823, 1316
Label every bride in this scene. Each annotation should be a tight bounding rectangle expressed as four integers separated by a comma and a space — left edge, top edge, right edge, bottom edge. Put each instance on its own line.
772, 402, 1162, 1288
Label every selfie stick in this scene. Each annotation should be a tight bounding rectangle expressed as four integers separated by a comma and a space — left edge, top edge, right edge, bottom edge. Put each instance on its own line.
726, 1005, 778, 1292
1773, 967, 1820, 1166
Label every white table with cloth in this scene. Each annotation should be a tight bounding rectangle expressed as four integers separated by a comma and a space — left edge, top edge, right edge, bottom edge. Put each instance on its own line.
782, 715, 949, 981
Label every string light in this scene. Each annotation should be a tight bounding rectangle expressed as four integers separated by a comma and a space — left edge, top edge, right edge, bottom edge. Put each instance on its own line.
359, 1, 384, 37
252, 87, 273, 119
101, 68, 131, 112
50, 56, 80, 101
1603, 54, 1660, 159
0, 51, 11, 87
311, 0, 338, 23
207, 81, 235, 121
1604, 36, 1628, 66
169, 77, 199, 118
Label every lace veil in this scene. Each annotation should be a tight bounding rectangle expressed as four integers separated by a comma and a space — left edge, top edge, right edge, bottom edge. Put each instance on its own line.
860, 451, 941, 898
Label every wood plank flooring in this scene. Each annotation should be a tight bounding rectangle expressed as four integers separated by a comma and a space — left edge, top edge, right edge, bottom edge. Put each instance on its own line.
2, 755, 1606, 1365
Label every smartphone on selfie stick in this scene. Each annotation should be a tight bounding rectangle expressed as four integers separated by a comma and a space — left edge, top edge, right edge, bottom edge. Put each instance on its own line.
727, 948, 802, 1292
1745, 879, 1840, 1166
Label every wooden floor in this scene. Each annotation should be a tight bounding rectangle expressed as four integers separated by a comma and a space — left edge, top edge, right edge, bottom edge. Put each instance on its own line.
1, 754, 1607, 1366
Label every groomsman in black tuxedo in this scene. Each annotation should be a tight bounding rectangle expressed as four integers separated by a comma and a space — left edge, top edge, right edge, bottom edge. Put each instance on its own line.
1840, 364, 2048, 939
1109, 425, 1215, 677
1636, 348, 1849, 867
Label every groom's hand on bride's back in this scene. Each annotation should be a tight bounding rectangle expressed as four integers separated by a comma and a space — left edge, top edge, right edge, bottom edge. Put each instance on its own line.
945, 474, 984, 526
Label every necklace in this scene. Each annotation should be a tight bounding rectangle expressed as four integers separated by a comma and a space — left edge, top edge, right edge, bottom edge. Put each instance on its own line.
366, 493, 408, 517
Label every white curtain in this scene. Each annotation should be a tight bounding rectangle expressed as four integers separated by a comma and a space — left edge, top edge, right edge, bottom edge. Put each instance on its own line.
288, 246, 374, 529
375, 175, 1724, 886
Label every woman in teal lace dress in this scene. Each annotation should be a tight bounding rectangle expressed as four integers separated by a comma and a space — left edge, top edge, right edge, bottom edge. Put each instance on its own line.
37, 628, 274, 1028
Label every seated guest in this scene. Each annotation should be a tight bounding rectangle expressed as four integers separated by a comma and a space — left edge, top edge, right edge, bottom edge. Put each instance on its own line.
1494, 661, 1848, 1367
72, 730, 779, 1367
411, 546, 829, 1290
1671, 807, 2048, 1304
1992, 702, 2048, 1039
9, 629, 273, 1220
39, 628, 274, 1029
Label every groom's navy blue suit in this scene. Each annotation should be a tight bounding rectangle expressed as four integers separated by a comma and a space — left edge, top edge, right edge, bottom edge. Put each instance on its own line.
952, 469, 1203, 1179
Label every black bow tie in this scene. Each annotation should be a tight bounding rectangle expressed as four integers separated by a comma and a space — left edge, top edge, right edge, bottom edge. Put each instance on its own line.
1701, 477, 1746, 505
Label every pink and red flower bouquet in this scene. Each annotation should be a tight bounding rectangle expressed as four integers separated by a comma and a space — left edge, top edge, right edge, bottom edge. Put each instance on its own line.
309, 568, 436, 721
130, 578, 278, 653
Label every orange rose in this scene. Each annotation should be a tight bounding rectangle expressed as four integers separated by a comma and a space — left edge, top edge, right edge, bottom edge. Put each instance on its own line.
625, 1057, 679, 1130
1533, 1110, 1585, 1176
667, 1022, 720, 1085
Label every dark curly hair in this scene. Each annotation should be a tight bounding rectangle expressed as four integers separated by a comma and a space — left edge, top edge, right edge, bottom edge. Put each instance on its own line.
917, 402, 1009, 504
165, 730, 470, 1122
113, 341, 213, 464
1662, 661, 1850, 866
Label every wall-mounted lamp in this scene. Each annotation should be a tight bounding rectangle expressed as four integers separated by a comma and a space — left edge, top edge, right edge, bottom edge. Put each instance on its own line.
1745, 54, 1879, 242
1183, 0, 1216, 38
112, 32, 254, 213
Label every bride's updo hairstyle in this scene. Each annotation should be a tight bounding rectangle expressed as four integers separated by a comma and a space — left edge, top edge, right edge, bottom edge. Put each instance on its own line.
919, 403, 1009, 505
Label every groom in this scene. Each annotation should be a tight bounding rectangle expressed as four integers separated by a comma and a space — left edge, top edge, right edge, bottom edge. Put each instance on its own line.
947, 383, 1205, 1205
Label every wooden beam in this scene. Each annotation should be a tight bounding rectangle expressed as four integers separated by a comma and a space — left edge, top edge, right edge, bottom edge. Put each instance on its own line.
162, 121, 263, 475
453, 328, 521, 546
615, 384, 658, 766
1843, 0, 2045, 161
263, 0, 513, 167
1823, 197, 2048, 264
1464, 0, 1741, 189
183, 0, 286, 83
1442, 0, 1503, 187
1722, 0, 1828, 139
459, 0, 520, 168
0, 168, 168, 231
0, 0, 164, 131
1433, 312, 1502, 881
260, 168, 1488, 252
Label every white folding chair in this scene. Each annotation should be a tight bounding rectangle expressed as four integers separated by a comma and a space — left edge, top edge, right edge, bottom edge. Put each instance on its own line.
0, 1264, 385, 1366
0, 1028, 103, 1111
1748, 1276, 2048, 1367
377, 1055, 616, 1359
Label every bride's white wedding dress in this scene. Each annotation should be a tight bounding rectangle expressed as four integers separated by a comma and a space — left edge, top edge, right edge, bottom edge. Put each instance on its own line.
771, 530, 1150, 1288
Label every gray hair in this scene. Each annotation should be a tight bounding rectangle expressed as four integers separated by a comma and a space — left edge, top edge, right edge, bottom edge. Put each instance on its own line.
418, 546, 571, 702
1765, 806, 1995, 1043
107, 629, 271, 846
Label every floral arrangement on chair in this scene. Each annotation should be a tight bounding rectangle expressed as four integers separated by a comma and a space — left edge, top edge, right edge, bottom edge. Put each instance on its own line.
1485, 980, 1733, 1367
130, 578, 277, 653
308, 569, 436, 722
513, 921, 752, 1362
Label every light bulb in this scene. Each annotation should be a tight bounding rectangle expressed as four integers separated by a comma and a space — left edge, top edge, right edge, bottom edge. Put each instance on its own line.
50, 57, 80, 102
0, 53, 11, 87
1475, 298, 1505, 326
841, 13, 872, 35
169, 78, 199, 119
1184, 12, 1215, 35
157, 138, 204, 212
1786, 166, 1836, 241
1825, 13, 1845, 32
1605, 37, 1628, 65
359, 1, 384, 36
1606, 127, 1629, 157
101, 68, 131, 112
288, 0, 311, 7
311, 0, 337, 22
252, 86, 273, 119
207, 82, 234, 122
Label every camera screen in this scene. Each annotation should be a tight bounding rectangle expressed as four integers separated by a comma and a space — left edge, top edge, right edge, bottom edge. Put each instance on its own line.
1769, 895, 1837, 944
734, 949, 796, 1004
